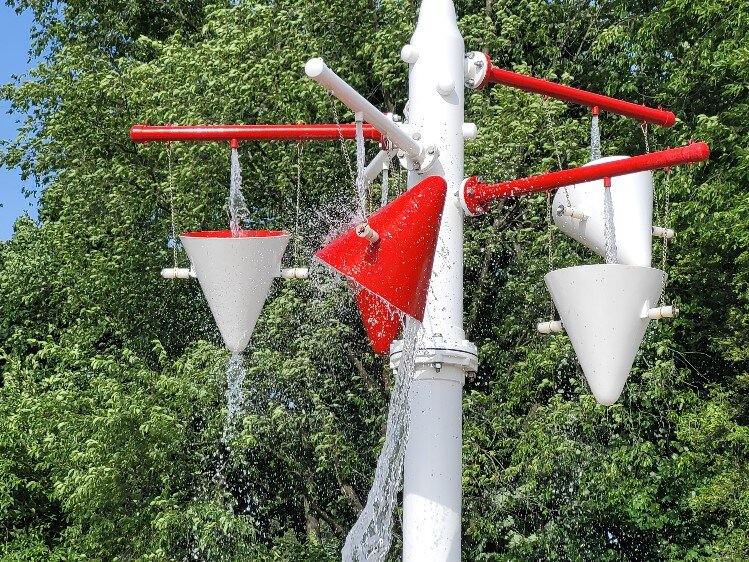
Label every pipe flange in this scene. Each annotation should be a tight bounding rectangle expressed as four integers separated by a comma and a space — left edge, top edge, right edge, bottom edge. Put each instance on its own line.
464, 51, 491, 90
390, 337, 478, 375
398, 144, 439, 174
459, 176, 484, 216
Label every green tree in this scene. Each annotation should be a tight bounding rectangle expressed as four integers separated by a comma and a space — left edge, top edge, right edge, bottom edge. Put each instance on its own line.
0, 0, 746, 560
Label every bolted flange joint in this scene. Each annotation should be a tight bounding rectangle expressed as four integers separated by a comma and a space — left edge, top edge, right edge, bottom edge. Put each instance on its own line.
398, 142, 440, 174
459, 176, 485, 215
464, 51, 492, 90
389, 336, 478, 382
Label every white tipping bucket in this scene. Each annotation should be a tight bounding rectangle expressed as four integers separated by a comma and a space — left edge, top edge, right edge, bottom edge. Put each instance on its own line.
545, 264, 664, 405
181, 230, 291, 353
553, 156, 653, 267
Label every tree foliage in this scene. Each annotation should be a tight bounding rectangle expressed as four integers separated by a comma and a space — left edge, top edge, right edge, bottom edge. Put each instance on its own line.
0, 0, 746, 560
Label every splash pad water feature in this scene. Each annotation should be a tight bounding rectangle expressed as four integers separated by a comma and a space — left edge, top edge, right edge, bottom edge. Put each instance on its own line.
130, 0, 710, 559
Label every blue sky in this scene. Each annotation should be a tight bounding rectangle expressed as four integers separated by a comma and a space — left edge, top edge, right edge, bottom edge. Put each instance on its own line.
0, 6, 35, 241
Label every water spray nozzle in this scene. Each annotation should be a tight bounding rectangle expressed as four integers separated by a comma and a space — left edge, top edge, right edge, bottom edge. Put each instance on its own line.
356, 223, 380, 244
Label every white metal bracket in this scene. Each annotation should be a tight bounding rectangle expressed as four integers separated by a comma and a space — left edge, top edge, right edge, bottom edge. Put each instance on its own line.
641, 300, 679, 320
161, 267, 197, 279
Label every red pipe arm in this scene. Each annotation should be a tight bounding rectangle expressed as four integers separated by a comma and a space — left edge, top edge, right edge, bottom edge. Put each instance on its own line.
130, 123, 383, 143
462, 142, 710, 215
477, 55, 676, 127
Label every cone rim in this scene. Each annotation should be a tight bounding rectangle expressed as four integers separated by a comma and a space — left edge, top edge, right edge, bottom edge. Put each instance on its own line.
545, 263, 665, 280
181, 229, 291, 239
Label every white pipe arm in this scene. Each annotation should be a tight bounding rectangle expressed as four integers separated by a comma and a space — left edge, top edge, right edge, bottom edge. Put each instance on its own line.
364, 149, 396, 184
305, 58, 424, 162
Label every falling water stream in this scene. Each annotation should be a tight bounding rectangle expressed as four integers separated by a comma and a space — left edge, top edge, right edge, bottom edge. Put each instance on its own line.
224, 127, 414, 559
603, 186, 618, 264
222, 352, 247, 442
223, 147, 252, 442
590, 114, 601, 162
342, 320, 421, 561
355, 119, 367, 221
229, 147, 250, 237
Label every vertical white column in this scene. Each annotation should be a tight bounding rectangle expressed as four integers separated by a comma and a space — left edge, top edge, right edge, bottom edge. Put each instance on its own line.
401, 1, 468, 560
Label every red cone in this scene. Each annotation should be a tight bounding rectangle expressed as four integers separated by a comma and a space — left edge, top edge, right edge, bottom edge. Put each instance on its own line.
356, 289, 402, 355
315, 175, 447, 322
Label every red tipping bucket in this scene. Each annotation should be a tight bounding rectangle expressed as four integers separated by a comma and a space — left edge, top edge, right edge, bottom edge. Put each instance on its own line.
356, 289, 402, 355
316, 176, 447, 352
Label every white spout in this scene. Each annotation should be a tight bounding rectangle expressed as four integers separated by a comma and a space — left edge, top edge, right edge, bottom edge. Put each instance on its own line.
356, 223, 380, 243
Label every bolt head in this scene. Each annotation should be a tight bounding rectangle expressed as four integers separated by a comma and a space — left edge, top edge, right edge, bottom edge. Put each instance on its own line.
412, 132, 421, 140
427, 146, 435, 155
466, 78, 475, 87
412, 162, 421, 170
475, 60, 484, 68
466, 52, 475, 59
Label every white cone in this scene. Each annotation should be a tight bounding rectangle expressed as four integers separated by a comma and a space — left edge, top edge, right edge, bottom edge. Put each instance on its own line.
181, 230, 291, 353
553, 156, 653, 267
545, 264, 664, 405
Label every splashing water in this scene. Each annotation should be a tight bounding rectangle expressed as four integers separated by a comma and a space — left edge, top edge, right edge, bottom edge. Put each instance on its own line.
222, 352, 247, 442
229, 147, 250, 237
342, 320, 421, 562
603, 186, 618, 264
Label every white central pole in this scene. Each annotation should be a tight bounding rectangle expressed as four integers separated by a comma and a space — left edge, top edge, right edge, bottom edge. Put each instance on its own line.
307, 3, 476, 558
398, 1, 476, 561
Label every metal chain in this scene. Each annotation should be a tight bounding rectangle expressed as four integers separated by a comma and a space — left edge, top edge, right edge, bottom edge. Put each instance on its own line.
380, 154, 389, 208
167, 142, 178, 269
397, 157, 404, 195
543, 97, 564, 171
642, 121, 670, 301
542, 97, 561, 318
328, 91, 356, 184
295, 141, 303, 263
641, 122, 650, 154
547, 189, 556, 319
542, 96, 571, 206
653, 170, 662, 235
661, 169, 671, 303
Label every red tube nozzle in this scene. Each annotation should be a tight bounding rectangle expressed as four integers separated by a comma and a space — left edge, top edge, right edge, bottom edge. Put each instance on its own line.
462, 142, 710, 215
130, 123, 383, 144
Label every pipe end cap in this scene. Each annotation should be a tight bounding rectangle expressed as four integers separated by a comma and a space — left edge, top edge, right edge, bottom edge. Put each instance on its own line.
400, 44, 419, 64
305, 57, 326, 78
